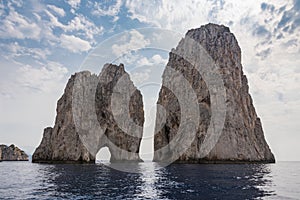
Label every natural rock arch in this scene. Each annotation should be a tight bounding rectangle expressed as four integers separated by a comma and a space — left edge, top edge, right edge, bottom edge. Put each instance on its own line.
32, 64, 144, 163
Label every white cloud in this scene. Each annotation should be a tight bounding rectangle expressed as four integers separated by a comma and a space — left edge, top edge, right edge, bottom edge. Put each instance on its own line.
117, 53, 167, 88
1, 42, 51, 61
112, 30, 150, 56
66, 0, 81, 9
0, 7, 41, 40
47, 4, 66, 17
125, 0, 212, 30
17, 62, 68, 93
45, 9, 63, 27
151, 54, 168, 65
130, 69, 151, 85
60, 34, 92, 53
136, 54, 167, 66
137, 57, 151, 66
10, 0, 23, 7
92, 0, 122, 21
116, 52, 167, 69
64, 15, 104, 40
0, 2, 103, 55
45, 10, 103, 41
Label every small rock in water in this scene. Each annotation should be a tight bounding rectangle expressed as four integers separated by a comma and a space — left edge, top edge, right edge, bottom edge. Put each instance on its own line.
0, 144, 29, 161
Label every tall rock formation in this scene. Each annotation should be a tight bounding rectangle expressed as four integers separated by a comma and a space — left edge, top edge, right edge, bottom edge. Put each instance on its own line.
153, 23, 275, 163
32, 64, 144, 163
0, 144, 29, 161
95, 64, 144, 162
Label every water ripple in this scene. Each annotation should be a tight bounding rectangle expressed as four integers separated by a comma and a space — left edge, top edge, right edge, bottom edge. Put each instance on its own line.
0, 161, 299, 199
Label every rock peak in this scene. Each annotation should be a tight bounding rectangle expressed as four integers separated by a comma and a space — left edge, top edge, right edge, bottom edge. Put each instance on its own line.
154, 23, 275, 163
186, 23, 231, 41
202, 23, 230, 32
101, 63, 125, 74
182, 23, 241, 66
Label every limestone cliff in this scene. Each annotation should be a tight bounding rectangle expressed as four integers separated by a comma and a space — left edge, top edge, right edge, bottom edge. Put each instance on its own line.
32, 64, 144, 163
0, 144, 29, 161
95, 64, 144, 162
153, 23, 275, 163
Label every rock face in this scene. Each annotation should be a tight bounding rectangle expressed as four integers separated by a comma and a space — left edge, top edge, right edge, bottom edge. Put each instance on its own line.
32, 63, 144, 163
0, 144, 29, 161
153, 23, 275, 163
95, 64, 144, 162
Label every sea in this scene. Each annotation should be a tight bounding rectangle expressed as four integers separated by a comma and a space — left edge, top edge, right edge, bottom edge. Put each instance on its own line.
0, 161, 299, 199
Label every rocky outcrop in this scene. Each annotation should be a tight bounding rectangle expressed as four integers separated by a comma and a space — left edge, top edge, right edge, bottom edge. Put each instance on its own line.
153, 23, 275, 163
32, 63, 144, 163
32, 73, 95, 163
0, 144, 29, 161
95, 64, 144, 162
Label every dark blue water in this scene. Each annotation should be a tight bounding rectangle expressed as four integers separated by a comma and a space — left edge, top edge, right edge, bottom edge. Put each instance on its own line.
0, 161, 299, 199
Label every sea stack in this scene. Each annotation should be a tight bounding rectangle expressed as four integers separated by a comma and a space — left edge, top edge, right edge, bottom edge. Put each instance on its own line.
0, 144, 29, 161
153, 23, 275, 163
32, 64, 144, 163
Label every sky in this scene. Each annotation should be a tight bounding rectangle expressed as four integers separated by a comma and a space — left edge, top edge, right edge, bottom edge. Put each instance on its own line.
0, 0, 299, 161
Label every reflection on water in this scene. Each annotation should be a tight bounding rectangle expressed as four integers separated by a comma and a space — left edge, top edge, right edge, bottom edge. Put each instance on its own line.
0, 161, 299, 199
